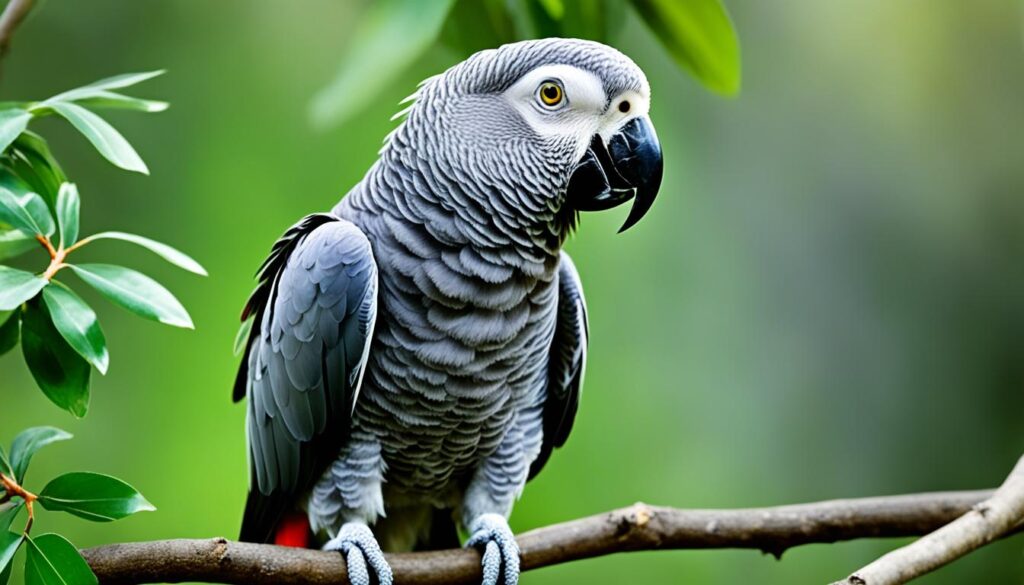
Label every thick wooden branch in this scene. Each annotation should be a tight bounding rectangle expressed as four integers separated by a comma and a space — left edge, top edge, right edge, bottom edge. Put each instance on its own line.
834, 455, 1024, 585
81, 489, 1005, 585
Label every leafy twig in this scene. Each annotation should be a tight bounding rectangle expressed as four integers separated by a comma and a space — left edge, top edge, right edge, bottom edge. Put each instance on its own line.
0, 471, 37, 533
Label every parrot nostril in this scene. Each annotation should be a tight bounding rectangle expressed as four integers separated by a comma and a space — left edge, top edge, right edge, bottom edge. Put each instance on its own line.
618, 100, 630, 113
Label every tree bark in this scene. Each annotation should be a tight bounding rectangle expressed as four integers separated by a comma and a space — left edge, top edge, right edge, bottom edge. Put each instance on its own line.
82, 489, 1008, 585
833, 455, 1024, 585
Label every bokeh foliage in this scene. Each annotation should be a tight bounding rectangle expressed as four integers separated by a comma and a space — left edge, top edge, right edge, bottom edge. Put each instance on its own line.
0, 1, 1022, 584
310, 0, 741, 126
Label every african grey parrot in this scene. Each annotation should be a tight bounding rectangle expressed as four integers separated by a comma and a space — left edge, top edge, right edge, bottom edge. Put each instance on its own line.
234, 38, 663, 585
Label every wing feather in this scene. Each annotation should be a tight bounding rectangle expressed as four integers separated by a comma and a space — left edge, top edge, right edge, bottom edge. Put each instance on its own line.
236, 213, 378, 543
528, 252, 588, 480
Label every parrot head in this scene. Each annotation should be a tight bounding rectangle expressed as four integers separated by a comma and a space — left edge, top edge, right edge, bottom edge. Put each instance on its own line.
390, 38, 663, 235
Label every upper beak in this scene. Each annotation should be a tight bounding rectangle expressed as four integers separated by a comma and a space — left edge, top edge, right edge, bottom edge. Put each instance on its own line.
565, 116, 664, 232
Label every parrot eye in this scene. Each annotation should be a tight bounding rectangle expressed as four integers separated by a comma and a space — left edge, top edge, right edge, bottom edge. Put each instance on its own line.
537, 81, 564, 108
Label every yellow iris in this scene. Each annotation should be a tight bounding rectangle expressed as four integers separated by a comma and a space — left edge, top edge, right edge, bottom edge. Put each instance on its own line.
538, 82, 563, 107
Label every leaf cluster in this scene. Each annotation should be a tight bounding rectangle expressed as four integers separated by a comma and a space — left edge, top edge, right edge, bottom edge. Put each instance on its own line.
0, 72, 206, 418
0, 428, 154, 585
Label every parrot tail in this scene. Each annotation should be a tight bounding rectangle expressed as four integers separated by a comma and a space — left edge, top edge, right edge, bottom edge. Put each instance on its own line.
273, 512, 312, 548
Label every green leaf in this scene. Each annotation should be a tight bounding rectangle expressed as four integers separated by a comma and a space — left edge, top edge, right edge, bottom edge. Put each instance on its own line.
233, 318, 252, 356
83, 232, 206, 276
47, 102, 148, 174
630, 0, 741, 95
0, 188, 55, 237
0, 229, 38, 261
440, 0, 517, 55
24, 534, 98, 585
536, 0, 564, 20
55, 184, 80, 247
10, 427, 73, 484
69, 264, 193, 329
0, 109, 32, 154
49, 71, 165, 101
0, 445, 11, 477
70, 92, 168, 114
21, 300, 91, 418
0, 312, 18, 356
38, 472, 155, 522
0, 266, 47, 311
0, 502, 22, 532
42, 283, 108, 374
0, 532, 20, 581
310, 0, 456, 128
3, 132, 68, 207
0, 557, 9, 585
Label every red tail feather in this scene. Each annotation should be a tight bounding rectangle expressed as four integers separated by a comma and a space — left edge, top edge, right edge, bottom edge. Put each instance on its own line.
274, 512, 311, 548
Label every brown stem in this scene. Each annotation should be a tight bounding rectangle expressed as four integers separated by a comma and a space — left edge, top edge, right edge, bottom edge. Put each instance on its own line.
35, 233, 56, 258
35, 234, 70, 280
1, 472, 36, 534
0, 0, 35, 62
79, 489, 1018, 585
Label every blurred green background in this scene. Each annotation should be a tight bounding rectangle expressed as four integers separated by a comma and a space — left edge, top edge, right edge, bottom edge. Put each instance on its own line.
2, 0, 1023, 583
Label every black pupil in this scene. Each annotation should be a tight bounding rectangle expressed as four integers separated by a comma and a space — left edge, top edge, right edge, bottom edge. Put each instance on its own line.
619, 100, 631, 113
543, 85, 559, 101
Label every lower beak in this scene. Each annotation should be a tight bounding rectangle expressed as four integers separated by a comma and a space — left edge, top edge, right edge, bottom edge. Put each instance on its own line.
566, 116, 664, 232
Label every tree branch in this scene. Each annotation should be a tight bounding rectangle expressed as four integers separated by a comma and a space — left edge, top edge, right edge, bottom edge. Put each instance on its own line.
81, 489, 1012, 585
833, 455, 1024, 585
0, 0, 34, 61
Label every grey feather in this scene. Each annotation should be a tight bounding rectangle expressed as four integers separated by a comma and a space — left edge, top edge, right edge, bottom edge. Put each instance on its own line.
238, 214, 378, 543
236, 38, 649, 555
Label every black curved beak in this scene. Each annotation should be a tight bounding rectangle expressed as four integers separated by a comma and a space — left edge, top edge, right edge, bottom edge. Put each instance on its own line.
565, 116, 663, 232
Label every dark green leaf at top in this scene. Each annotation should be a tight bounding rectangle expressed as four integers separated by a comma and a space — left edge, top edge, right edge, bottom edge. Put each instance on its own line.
0, 109, 32, 154
55, 183, 80, 247
24, 534, 98, 585
0, 312, 18, 357
630, 0, 741, 95
38, 472, 155, 522
70, 264, 193, 329
20, 300, 91, 418
42, 283, 108, 374
0, 188, 55, 237
47, 102, 148, 175
0, 532, 21, 581
10, 427, 73, 483
0, 266, 47, 311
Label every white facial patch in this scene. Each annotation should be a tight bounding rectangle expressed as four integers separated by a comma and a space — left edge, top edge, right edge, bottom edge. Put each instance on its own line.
504, 65, 606, 147
503, 64, 652, 162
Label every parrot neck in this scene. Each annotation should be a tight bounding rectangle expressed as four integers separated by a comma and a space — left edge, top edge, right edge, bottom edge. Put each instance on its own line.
338, 153, 567, 279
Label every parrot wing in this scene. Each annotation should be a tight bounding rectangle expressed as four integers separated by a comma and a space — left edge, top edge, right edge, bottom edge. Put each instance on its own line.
529, 252, 588, 480
234, 213, 378, 543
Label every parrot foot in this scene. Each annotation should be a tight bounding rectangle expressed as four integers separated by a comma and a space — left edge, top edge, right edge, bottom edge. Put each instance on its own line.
466, 513, 520, 585
323, 522, 393, 585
